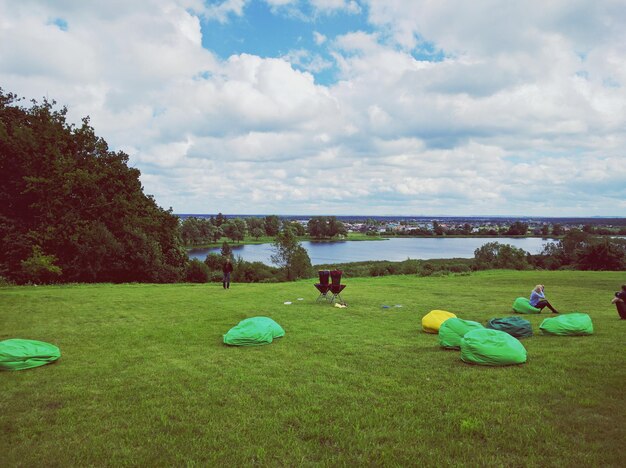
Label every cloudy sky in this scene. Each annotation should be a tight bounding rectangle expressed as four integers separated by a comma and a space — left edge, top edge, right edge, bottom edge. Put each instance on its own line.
2, 1, 625, 216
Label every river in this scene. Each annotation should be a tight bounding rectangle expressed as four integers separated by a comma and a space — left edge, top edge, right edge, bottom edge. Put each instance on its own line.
187, 237, 556, 265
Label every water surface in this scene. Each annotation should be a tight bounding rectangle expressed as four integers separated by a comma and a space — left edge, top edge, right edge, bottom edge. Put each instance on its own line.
188, 237, 555, 265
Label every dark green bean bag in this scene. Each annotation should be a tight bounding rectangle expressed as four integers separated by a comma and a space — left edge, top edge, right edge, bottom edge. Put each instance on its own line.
486, 317, 533, 338
439, 318, 484, 349
539, 313, 593, 336
223, 317, 285, 346
460, 329, 527, 366
0, 339, 61, 371
512, 297, 541, 314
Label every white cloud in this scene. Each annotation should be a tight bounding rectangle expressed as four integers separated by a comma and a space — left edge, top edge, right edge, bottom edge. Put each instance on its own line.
264, 0, 295, 6
313, 31, 327, 45
311, 0, 361, 15
204, 0, 248, 23
282, 48, 333, 73
264, 0, 360, 19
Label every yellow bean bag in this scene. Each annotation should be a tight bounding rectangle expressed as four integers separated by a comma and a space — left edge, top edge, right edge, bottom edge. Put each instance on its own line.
422, 310, 457, 334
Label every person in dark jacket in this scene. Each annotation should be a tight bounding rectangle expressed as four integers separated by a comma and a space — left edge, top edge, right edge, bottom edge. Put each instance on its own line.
222, 258, 233, 289
611, 283, 626, 319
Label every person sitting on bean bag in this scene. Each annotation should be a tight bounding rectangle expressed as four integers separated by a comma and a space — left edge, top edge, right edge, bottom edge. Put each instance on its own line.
530, 284, 559, 314
611, 283, 626, 320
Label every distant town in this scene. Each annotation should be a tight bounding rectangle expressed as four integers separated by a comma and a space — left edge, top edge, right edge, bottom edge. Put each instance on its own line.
333, 217, 626, 236
177, 213, 626, 239
177, 214, 626, 238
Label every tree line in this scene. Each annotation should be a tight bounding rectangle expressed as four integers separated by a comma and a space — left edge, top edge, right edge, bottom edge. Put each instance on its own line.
366, 220, 626, 237
180, 215, 345, 245
473, 231, 626, 271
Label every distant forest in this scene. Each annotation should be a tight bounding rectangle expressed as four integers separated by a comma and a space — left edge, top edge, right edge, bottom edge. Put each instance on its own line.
178, 214, 626, 226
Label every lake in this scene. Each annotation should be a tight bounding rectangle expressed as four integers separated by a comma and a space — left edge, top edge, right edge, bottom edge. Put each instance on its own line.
188, 237, 556, 265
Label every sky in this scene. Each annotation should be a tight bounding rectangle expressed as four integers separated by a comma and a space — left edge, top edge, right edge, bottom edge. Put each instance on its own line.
1, 0, 625, 216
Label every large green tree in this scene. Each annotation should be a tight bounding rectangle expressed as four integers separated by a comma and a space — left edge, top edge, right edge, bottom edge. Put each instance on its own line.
271, 227, 312, 280
307, 216, 346, 238
0, 90, 187, 283
264, 215, 280, 236
473, 242, 531, 270
222, 218, 246, 243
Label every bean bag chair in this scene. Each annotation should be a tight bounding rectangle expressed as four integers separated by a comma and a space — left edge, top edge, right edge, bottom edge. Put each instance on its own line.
0, 339, 61, 371
512, 297, 541, 314
460, 329, 527, 366
439, 318, 484, 349
486, 317, 533, 338
539, 313, 593, 336
422, 310, 457, 334
223, 316, 285, 346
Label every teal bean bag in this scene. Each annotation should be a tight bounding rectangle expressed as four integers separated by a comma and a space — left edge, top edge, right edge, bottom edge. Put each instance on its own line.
223, 316, 285, 346
439, 318, 484, 349
539, 313, 593, 336
486, 317, 533, 338
0, 339, 61, 371
460, 329, 527, 366
512, 297, 541, 314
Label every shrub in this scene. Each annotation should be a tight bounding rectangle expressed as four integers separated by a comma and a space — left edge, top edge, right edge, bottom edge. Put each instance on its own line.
204, 253, 224, 271
209, 271, 224, 283
0, 276, 14, 287
431, 270, 451, 277
232, 258, 281, 283
473, 242, 530, 270
575, 240, 626, 271
185, 259, 210, 283
420, 262, 436, 277
449, 263, 470, 273
369, 264, 388, 277
399, 261, 419, 275
20, 246, 62, 284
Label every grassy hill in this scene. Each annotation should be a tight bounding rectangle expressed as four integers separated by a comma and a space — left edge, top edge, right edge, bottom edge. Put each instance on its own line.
1, 271, 625, 466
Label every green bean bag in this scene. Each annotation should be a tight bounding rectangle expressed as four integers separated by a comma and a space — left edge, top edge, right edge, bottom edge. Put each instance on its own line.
223, 317, 285, 346
0, 339, 61, 371
539, 313, 593, 336
460, 329, 527, 366
439, 318, 485, 349
422, 310, 457, 334
512, 297, 541, 314
486, 317, 533, 338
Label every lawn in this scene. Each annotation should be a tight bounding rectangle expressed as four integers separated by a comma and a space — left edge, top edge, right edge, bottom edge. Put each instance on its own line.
1, 270, 625, 466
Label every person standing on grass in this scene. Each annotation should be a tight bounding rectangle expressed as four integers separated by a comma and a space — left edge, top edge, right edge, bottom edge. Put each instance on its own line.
611, 283, 626, 319
530, 284, 559, 313
222, 258, 233, 289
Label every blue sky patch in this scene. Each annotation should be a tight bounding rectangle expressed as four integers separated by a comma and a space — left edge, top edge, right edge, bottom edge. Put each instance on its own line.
49, 17, 68, 31
200, 0, 373, 85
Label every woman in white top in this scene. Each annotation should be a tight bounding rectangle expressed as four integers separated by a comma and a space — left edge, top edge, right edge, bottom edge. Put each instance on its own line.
529, 284, 559, 313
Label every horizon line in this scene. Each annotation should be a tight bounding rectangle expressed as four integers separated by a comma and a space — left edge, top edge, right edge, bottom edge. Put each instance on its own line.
174, 213, 626, 219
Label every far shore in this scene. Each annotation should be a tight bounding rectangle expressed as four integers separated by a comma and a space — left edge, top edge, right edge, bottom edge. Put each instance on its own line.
184, 232, 563, 250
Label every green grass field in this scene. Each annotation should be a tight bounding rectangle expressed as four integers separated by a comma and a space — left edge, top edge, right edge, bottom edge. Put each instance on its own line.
1, 271, 625, 466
